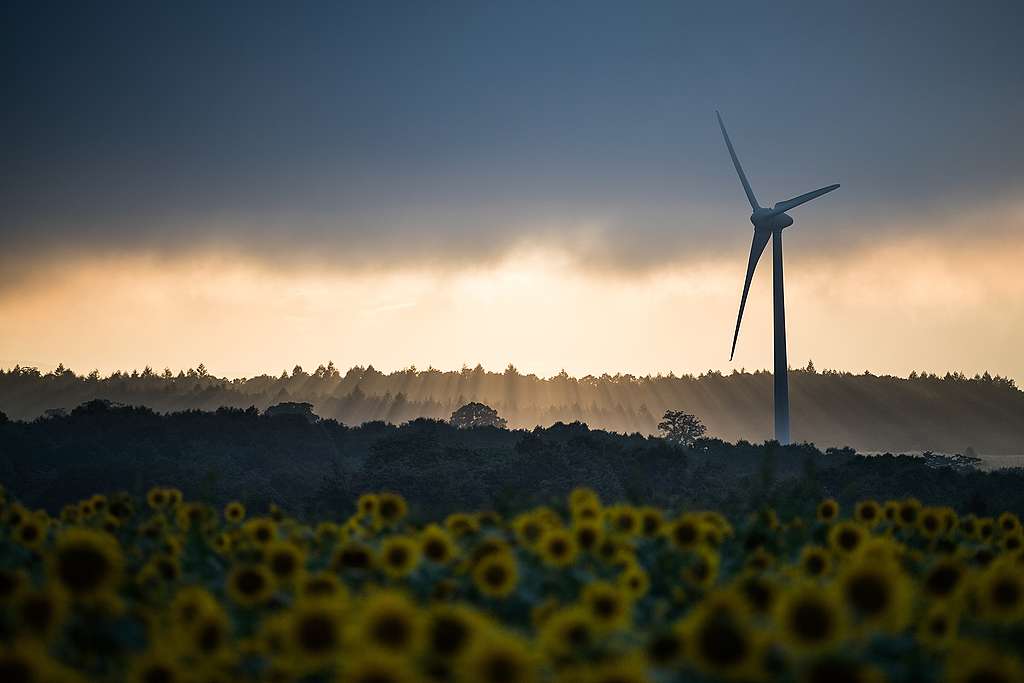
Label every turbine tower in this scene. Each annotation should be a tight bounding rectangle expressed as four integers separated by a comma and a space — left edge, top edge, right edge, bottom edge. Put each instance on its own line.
716, 111, 839, 444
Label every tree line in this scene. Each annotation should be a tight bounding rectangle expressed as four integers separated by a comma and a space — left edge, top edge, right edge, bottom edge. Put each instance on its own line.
0, 361, 1021, 453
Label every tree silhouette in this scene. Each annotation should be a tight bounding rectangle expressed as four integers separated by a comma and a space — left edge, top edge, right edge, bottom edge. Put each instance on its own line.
450, 402, 507, 429
658, 409, 706, 446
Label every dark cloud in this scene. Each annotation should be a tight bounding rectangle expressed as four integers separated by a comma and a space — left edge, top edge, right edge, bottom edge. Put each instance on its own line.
3, 1, 1023, 280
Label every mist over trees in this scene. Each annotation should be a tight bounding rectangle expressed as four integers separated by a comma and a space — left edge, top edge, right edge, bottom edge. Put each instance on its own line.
1, 362, 1021, 453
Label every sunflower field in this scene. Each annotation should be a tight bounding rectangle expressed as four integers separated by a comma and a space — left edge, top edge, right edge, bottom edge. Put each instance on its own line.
1, 484, 1024, 683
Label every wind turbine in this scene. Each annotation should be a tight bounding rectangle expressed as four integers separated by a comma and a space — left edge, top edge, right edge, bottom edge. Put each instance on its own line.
716, 111, 839, 445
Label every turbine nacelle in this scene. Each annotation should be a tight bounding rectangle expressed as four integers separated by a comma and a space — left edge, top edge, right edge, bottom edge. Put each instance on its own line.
750, 208, 793, 230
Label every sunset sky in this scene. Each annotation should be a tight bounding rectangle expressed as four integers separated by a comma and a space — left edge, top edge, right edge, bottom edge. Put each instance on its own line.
4, 2, 1023, 380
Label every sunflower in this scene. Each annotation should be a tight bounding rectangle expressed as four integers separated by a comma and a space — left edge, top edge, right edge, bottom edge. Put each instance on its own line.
145, 553, 181, 584
351, 590, 422, 654
458, 632, 537, 683
798, 546, 831, 578
816, 499, 839, 524
13, 585, 69, 641
538, 528, 578, 568
473, 552, 518, 598
745, 548, 774, 572
299, 571, 346, 601
512, 514, 546, 549
226, 564, 276, 606
895, 498, 921, 528
922, 558, 968, 602
186, 606, 231, 659
618, 562, 650, 599
380, 535, 421, 579
356, 493, 379, 518
176, 502, 211, 531
607, 505, 640, 536
736, 573, 778, 616
539, 605, 596, 659
918, 507, 945, 539
244, 517, 278, 546
170, 585, 218, 629
917, 603, 958, 649
101, 514, 121, 534
425, 603, 484, 660
572, 519, 604, 555
284, 599, 345, 670
836, 558, 910, 631
445, 512, 480, 537
977, 518, 996, 542
375, 493, 408, 526
568, 487, 599, 510
224, 501, 245, 524
685, 591, 757, 678
976, 558, 1024, 622
314, 521, 342, 547
50, 528, 123, 600
581, 581, 631, 632
997, 511, 1021, 536
146, 488, 168, 510
828, 522, 865, 556
265, 540, 306, 584
421, 524, 457, 565
667, 515, 705, 552
774, 583, 845, 654
332, 540, 376, 573
13, 517, 47, 551
853, 500, 882, 527
645, 622, 687, 668
1002, 532, 1024, 554
683, 547, 720, 589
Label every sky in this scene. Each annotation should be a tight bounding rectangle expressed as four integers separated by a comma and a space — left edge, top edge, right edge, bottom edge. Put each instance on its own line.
3, 1, 1024, 380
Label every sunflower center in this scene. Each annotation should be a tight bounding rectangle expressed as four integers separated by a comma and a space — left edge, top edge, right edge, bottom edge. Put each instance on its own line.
298, 613, 337, 653
789, 600, 832, 642
674, 523, 697, 546
482, 652, 522, 683
235, 569, 266, 596
992, 578, 1021, 608
387, 547, 409, 567
57, 543, 111, 594
647, 633, 681, 664
925, 565, 961, 596
483, 565, 508, 587
697, 614, 749, 668
371, 614, 411, 649
198, 621, 223, 652
431, 615, 469, 656
846, 574, 890, 616
424, 539, 447, 561
142, 664, 175, 683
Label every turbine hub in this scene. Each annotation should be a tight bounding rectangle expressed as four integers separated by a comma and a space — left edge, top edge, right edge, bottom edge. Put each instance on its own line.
750, 209, 793, 230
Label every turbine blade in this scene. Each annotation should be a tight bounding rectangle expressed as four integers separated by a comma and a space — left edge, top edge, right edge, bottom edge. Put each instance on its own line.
730, 229, 771, 361
716, 111, 760, 211
769, 183, 840, 216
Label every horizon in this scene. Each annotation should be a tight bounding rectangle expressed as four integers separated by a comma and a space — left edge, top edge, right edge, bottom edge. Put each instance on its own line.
1, 358, 1019, 386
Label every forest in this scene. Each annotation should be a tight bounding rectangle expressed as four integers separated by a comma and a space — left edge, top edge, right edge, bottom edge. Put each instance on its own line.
1, 362, 1021, 454
2, 399, 1022, 523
